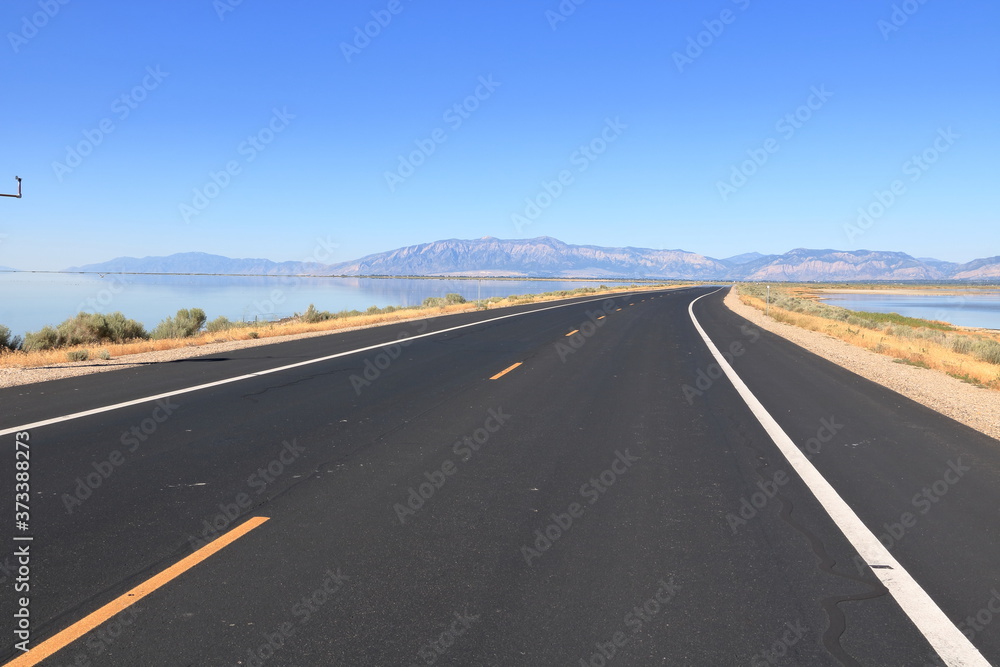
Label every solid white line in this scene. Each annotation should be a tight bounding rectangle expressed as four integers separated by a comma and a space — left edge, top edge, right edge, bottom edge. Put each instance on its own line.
0, 290, 679, 438
688, 288, 989, 667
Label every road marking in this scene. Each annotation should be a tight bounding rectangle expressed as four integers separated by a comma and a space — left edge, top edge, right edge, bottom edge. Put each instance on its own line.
7, 517, 269, 667
0, 291, 694, 437
687, 289, 989, 667
490, 362, 522, 380
597, 316, 605, 320
616, 308, 622, 311
565, 330, 579, 337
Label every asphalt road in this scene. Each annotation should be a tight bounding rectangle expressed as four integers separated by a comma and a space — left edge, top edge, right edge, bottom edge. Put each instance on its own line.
1, 286, 998, 666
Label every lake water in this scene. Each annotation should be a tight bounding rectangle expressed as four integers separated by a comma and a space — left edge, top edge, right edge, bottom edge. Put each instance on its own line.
0, 272, 631, 336
819, 291, 1000, 330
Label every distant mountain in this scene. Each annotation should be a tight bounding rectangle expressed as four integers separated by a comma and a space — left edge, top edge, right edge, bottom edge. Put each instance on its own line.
66, 252, 328, 276
63, 239, 1000, 282
324, 237, 729, 279
723, 252, 770, 265
736, 248, 948, 281
951, 256, 1000, 280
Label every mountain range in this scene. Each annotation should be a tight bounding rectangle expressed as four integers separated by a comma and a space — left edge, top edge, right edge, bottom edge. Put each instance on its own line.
50, 237, 1000, 281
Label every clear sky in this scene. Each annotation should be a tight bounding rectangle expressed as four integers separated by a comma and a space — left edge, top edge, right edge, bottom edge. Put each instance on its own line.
1, 0, 996, 270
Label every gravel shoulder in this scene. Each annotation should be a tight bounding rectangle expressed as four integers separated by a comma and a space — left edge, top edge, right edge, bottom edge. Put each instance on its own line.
724, 288, 1000, 441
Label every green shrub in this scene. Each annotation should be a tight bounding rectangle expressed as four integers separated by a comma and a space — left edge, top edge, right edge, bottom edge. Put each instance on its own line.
66, 349, 89, 362
206, 316, 234, 333
97, 349, 111, 360
300, 304, 335, 323
0, 324, 21, 351
22, 326, 59, 351
22, 312, 148, 351
247, 331, 259, 339
152, 308, 207, 339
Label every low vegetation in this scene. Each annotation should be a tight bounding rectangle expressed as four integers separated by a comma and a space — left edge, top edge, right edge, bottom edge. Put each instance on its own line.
737, 283, 1000, 390
0, 283, 673, 369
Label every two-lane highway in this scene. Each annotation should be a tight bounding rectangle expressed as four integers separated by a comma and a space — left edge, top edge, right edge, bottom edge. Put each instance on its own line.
1, 286, 997, 665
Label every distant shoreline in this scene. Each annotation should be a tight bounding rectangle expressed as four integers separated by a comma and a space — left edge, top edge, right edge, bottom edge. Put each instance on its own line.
0, 270, 671, 282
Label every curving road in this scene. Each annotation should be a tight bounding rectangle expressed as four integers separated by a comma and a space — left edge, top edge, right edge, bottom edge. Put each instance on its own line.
1, 286, 998, 666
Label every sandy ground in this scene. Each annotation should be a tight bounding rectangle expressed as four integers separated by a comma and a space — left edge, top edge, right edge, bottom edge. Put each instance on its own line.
724, 289, 1000, 441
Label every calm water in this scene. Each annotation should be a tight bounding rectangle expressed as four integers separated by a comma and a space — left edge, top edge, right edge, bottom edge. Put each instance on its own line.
819, 291, 1000, 330
0, 272, 626, 336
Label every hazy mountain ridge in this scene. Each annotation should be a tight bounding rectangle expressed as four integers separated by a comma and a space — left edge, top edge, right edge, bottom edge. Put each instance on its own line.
60, 238, 1000, 281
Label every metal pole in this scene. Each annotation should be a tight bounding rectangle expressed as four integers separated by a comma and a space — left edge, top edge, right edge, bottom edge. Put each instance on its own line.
0, 176, 21, 199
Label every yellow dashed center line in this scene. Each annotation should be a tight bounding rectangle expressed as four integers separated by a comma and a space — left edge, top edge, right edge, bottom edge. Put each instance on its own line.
565, 330, 579, 337
616, 308, 622, 312
597, 316, 605, 320
490, 362, 522, 380
8, 517, 270, 667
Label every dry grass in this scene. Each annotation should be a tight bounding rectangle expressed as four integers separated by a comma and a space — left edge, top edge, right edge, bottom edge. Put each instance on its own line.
739, 293, 1000, 390
0, 283, 679, 370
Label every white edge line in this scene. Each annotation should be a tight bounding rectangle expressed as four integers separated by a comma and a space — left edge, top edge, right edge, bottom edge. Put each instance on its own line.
688, 288, 989, 667
0, 288, 692, 438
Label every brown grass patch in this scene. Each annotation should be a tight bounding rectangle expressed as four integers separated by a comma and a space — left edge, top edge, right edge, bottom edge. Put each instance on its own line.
739, 294, 1000, 390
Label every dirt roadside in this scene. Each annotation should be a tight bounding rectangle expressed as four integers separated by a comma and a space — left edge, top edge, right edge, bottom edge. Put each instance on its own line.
724, 288, 1000, 441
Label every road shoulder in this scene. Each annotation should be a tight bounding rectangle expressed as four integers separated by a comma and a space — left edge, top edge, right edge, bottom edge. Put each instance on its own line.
723, 288, 1000, 441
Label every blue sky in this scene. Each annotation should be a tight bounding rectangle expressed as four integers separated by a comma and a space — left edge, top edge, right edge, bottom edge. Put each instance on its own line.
1, 0, 996, 270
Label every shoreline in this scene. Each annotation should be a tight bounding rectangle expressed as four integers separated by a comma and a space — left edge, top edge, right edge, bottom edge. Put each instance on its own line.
724, 288, 1000, 441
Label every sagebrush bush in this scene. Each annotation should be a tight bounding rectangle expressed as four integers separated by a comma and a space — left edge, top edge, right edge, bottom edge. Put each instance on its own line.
206, 316, 247, 333
22, 312, 148, 351
0, 324, 21, 351
152, 308, 207, 339
66, 349, 89, 362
